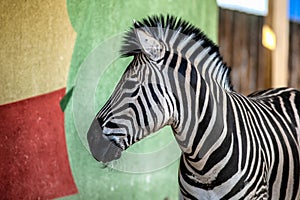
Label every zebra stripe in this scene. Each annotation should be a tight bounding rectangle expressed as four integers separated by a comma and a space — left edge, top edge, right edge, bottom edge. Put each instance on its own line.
87, 15, 300, 199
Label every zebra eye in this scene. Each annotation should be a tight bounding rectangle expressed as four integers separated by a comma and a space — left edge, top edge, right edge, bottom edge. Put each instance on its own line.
124, 80, 138, 90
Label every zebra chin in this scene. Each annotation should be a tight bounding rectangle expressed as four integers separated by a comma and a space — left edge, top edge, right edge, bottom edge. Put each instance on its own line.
87, 118, 123, 163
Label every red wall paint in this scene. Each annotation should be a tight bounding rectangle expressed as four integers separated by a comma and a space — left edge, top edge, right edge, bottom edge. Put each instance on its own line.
0, 89, 77, 199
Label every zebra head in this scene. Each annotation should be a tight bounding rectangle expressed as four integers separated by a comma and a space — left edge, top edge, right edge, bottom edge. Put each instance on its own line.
87, 18, 179, 163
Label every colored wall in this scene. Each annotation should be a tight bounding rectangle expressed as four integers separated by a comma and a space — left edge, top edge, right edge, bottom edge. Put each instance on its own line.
0, 0, 76, 105
64, 0, 218, 199
0, 89, 77, 199
0, 0, 218, 199
0, 0, 77, 199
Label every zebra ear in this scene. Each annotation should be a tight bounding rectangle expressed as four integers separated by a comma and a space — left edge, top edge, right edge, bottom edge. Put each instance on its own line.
135, 29, 165, 61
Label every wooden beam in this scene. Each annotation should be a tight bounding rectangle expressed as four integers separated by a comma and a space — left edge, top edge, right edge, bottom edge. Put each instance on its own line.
267, 0, 289, 87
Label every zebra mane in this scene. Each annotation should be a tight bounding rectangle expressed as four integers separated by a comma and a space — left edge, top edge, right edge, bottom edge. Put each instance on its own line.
121, 15, 233, 91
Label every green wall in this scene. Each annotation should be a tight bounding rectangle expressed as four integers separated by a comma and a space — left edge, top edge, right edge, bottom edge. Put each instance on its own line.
63, 0, 218, 199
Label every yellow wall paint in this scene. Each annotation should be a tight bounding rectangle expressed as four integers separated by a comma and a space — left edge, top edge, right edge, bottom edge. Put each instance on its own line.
0, 1, 76, 105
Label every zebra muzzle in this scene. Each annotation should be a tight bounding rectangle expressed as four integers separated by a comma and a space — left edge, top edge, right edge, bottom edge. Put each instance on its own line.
87, 118, 122, 163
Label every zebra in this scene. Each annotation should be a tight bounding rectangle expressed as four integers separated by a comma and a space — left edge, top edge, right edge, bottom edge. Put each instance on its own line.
87, 15, 300, 199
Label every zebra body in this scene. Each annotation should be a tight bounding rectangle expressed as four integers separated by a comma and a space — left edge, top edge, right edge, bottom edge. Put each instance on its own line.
87, 15, 300, 199
179, 87, 300, 199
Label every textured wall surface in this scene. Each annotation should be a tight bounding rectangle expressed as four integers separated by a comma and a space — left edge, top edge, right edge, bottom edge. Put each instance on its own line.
0, 0, 217, 199
0, 0, 76, 104
0, 1, 78, 199
64, 0, 218, 199
0, 89, 78, 199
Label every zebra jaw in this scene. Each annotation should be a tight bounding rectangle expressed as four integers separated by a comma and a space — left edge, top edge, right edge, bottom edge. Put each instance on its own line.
87, 118, 123, 163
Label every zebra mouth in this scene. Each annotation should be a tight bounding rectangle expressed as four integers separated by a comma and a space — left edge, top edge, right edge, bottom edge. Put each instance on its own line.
87, 118, 123, 163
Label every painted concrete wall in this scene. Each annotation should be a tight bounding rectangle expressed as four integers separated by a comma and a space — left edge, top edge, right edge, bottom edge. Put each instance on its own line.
0, 0, 217, 199
0, 1, 77, 198
0, 0, 76, 104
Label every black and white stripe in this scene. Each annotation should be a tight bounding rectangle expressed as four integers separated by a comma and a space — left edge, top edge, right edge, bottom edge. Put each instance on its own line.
88, 15, 300, 199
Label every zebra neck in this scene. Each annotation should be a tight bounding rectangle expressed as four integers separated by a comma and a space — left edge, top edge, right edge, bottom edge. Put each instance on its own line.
169, 48, 229, 160
196, 82, 228, 160
191, 47, 231, 92
186, 78, 227, 159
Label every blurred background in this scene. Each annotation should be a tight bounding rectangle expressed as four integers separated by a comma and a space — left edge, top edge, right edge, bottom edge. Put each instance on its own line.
218, 0, 300, 94
0, 0, 299, 199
